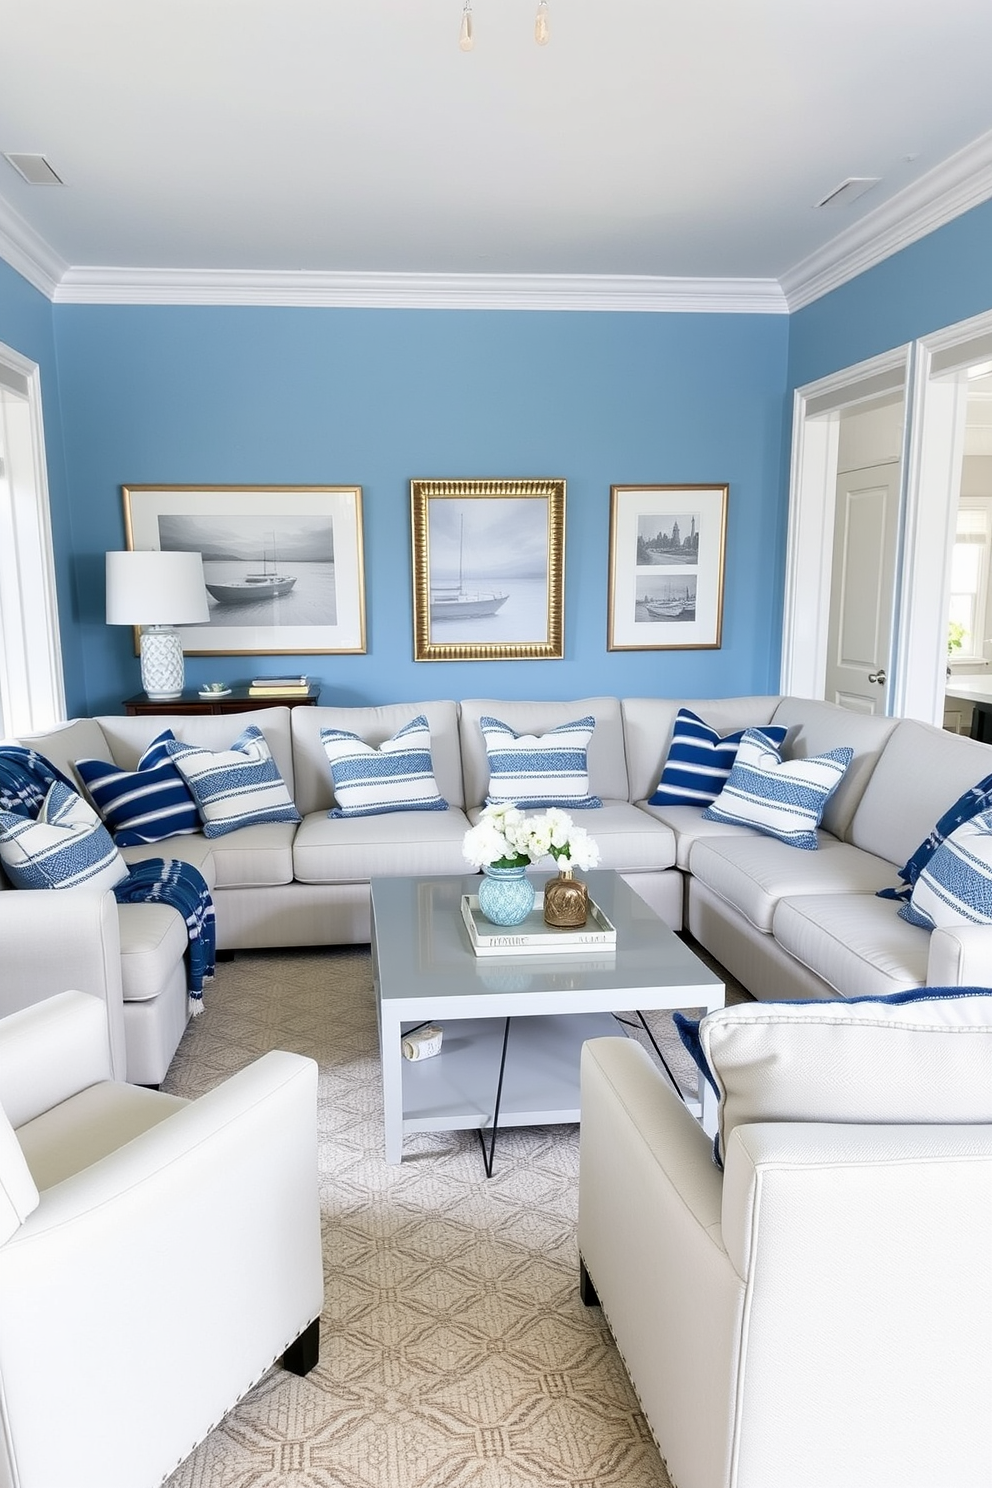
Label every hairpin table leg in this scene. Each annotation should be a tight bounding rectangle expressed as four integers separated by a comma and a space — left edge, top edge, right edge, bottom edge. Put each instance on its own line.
613, 1010, 687, 1105
478, 1016, 511, 1177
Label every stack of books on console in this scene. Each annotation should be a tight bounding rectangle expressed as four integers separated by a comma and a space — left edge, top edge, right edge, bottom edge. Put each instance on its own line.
247, 675, 312, 697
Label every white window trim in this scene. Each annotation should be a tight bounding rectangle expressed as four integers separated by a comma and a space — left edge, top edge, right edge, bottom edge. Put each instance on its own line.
0, 339, 66, 736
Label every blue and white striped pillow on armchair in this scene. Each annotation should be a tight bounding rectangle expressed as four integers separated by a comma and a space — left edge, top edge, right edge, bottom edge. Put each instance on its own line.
481, 714, 602, 809
702, 728, 853, 850
165, 725, 301, 837
320, 714, 449, 818
0, 780, 129, 890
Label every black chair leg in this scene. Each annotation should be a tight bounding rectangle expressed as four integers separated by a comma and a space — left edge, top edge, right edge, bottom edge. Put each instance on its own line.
282, 1317, 320, 1376
579, 1258, 600, 1307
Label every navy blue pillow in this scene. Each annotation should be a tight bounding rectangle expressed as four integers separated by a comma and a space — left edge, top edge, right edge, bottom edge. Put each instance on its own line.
75, 730, 201, 846
649, 709, 788, 808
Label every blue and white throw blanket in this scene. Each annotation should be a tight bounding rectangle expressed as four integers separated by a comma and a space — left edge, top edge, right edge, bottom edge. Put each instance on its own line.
114, 858, 216, 1014
0, 745, 74, 817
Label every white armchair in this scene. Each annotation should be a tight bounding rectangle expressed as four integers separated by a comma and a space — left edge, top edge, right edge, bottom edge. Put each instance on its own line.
0, 991, 323, 1488
579, 1029, 992, 1488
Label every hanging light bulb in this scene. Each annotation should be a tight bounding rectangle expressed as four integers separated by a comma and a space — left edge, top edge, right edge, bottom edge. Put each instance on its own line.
459, 0, 474, 51
534, 0, 550, 45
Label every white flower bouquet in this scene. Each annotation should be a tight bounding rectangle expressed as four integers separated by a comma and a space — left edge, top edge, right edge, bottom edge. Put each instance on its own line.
462, 803, 601, 872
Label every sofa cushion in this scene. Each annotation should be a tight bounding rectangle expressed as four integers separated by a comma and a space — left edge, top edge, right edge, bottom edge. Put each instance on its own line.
292, 807, 471, 884
689, 833, 898, 933
648, 708, 788, 808
119, 831, 217, 889
94, 708, 296, 800
702, 731, 854, 850
771, 892, 930, 999
480, 714, 602, 808
637, 802, 763, 870
165, 725, 301, 837
320, 714, 448, 817
468, 800, 677, 873
850, 719, 992, 868
622, 696, 783, 806
676, 987, 992, 1166
459, 699, 629, 809
292, 701, 465, 816
203, 821, 296, 889
74, 731, 200, 846
0, 782, 129, 892
899, 810, 992, 931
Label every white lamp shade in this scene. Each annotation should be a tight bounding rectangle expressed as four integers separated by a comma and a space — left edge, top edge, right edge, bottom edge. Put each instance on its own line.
106, 550, 210, 626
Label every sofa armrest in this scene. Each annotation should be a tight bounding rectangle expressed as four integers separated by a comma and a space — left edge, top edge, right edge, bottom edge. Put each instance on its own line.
0, 890, 126, 1078
927, 923, 992, 987
0, 1051, 322, 1488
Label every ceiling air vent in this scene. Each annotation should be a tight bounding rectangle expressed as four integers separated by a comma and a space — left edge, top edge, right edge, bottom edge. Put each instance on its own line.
815, 176, 879, 209
3, 153, 65, 185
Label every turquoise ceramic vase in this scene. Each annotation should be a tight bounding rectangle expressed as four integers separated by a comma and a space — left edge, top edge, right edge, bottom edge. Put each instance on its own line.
477, 865, 535, 926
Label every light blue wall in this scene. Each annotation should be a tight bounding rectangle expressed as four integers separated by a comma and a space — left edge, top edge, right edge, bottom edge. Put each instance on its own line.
788, 197, 992, 391
50, 304, 790, 713
0, 260, 86, 714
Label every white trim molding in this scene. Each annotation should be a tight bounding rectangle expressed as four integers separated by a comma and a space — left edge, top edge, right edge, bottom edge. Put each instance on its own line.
49, 267, 788, 314
782, 128, 992, 312
0, 198, 66, 301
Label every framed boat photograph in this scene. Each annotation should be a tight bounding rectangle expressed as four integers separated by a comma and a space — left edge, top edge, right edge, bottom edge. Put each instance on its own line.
121, 485, 366, 655
410, 478, 565, 661
607, 484, 727, 650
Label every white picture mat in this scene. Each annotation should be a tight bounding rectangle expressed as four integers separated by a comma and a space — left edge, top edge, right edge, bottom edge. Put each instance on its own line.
609, 484, 727, 650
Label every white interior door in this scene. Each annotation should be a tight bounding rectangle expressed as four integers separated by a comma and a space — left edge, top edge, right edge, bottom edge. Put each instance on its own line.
824, 460, 900, 714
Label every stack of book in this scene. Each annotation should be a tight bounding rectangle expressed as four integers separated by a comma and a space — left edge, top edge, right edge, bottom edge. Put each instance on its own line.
247, 675, 311, 697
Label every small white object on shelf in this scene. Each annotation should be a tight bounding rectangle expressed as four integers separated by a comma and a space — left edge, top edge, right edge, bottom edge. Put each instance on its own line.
198, 686, 232, 698
401, 1025, 443, 1060
461, 894, 617, 956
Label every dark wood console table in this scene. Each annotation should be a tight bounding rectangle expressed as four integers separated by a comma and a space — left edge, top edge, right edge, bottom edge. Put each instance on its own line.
123, 686, 321, 717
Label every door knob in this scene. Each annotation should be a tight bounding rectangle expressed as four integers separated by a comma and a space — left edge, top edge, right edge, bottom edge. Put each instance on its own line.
868, 669, 886, 685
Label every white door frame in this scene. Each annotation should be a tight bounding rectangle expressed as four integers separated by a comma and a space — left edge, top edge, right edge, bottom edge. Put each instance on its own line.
781, 345, 912, 705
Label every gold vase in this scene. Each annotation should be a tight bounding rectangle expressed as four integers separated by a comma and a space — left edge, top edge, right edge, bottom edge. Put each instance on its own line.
543, 865, 589, 928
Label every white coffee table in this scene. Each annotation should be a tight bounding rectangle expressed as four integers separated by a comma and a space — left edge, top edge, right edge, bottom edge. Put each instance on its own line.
371, 870, 724, 1166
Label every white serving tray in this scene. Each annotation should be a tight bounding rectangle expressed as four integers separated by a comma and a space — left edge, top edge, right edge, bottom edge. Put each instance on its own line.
460, 894, 617, 957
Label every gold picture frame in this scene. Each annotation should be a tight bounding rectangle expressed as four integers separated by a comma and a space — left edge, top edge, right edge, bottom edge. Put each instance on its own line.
122, 484, 366, 655
607, 484, 727, 651
411, 478, 565, 661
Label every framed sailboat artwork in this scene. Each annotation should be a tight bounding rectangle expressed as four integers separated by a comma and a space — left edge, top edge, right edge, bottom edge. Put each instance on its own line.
410, 478, 566, 661
607, 484, 727, 651
121, 485, 366, 655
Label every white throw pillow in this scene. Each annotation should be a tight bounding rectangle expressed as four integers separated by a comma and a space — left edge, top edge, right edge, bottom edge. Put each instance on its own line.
701, 728, 853, 850
481, 714, 602, 809
0, 781, 129, 892
676, 990, 992, 1167
320, 714, 448, 818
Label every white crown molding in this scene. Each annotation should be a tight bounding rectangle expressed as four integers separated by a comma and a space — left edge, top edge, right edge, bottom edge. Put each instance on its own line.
50, 267, 788, 313
781, 128, 992, 312
0, 194, 67, 299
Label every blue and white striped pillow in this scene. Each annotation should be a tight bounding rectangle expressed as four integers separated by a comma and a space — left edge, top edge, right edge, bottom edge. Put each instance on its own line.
481, 715, 602, 809
701, 729, 853, 850
648, 709, 789, 808
321, 715, 448, 818
75, 731, 200, 846
899, 810, 992, 930
165, 725, 301, 838
0, 780, 129, 891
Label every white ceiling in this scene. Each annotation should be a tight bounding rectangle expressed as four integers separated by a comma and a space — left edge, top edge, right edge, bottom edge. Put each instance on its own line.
3, 0, 992, 307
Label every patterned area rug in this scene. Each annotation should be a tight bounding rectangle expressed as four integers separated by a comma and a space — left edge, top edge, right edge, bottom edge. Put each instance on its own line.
161, 940, 741, 1488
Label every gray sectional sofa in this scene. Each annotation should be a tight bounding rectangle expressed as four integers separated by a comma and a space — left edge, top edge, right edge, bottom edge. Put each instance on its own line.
4, 694, 991, 1084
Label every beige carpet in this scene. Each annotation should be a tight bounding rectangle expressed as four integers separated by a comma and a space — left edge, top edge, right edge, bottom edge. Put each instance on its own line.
161, 940, 742, 1488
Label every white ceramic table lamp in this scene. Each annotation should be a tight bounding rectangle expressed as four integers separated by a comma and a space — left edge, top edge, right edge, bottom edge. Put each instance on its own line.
106, 550, 210, 699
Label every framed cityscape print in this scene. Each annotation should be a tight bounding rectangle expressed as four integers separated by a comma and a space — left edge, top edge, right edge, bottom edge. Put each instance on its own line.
411, 477, 565, 661
122, 484, 366, 655
607, 484, 727, 650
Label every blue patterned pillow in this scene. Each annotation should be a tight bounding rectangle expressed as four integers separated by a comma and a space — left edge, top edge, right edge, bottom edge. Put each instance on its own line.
648, 709, 789, 807
878, 771, 992, 903
165, 725, 301, 838
899, 809, 992, 930
701, 729, 853, 850
481, 715, 602, 809
0, 780, 129, 891
75, 731, 200, 846
321, 715, 449, 818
